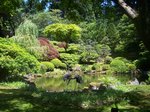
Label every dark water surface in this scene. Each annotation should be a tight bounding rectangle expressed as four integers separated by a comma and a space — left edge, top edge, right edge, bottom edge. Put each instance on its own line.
35, 73, 131, 92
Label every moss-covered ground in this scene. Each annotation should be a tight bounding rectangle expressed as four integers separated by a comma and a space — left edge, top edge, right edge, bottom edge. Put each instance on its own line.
0, 83, 150, 112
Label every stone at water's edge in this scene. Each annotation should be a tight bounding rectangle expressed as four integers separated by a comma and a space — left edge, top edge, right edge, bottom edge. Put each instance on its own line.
23, 74, 42, 88
129, 78, 139, 85
89, 82, 107, 91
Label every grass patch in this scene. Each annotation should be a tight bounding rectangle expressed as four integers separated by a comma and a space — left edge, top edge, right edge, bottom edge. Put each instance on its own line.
0, 82, 150, 112
0, 81, 26, 89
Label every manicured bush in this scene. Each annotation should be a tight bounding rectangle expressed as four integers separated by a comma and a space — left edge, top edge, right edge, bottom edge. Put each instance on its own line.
0, 38, 40, 79
43, 23, 81, 43
80, 51, 99, 64
59, 63, 67, 69
60, 53, 80, 67
92, 63, 102, 71
40, 62, 54, 72
92, 63, 110, 72
110, 59, 128, 73
110, 57, 137, 73
115, 57, 130, 64
50, 41, 60, 46
95, 44, 111, 58
84, 65, 93, 72
50, 58, 67, 69
50, 59, 62, 67
57, 47, 66, 53
67, 44, 80, 54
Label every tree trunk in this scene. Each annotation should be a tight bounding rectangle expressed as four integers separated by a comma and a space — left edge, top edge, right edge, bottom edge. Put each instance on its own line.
136, 0, 150, 51
118, 0, 139, 19
118, 0, 150, 51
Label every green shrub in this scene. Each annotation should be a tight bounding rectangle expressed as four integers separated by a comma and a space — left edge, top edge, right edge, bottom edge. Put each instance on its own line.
40, 62, 54, 72
80, 51, 99, 64
102, 64, 110, 71
43, 23, 81, 43
57, 47, 66, 53
92, 63, 110, 71
110, 57, 136, 73
92, 63, 102, 71
104, 56, 113, 64
0, 38, 40, 78
95, 44, 111, 58
126, 63, 136, 71
67, 44, 80, 54
115, 57, 130, 64
50, 59, 62, 67
60, 53, 80, 67
50, 58, 67, 69
60, 63, 67, 69
50, 41, 60, 46
82, 65, 93, 72
15, 19, 38, 37
110, 59, 128, 73
13, 19, 44, 59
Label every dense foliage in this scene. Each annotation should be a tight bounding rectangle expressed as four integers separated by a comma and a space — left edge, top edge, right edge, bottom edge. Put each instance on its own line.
0, 38, 40, 79
43, 23, 81, 43
50, 58, 67, 69
13, 19, 44, 59
38, 38, 59, 60
29, 10, 63, 35
0, 1, 150, 112
60, 53, 80, 68
110, 57, 136, 73
40, 62, 54, 73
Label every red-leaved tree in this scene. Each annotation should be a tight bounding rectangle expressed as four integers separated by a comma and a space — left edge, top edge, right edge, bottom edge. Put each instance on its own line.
38, 37, 59, 60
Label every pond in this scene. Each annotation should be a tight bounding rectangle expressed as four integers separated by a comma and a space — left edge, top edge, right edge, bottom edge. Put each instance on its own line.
35, 73, 131, 92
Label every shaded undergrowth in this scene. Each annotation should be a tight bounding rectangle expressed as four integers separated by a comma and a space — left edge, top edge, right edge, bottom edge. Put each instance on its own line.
0, 85, 150, 112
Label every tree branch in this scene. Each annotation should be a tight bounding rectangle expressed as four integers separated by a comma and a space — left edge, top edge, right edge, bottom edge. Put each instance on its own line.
118, 0, 139, 19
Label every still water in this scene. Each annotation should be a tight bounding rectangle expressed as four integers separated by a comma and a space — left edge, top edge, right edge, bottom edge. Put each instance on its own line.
35, 73, 131, 92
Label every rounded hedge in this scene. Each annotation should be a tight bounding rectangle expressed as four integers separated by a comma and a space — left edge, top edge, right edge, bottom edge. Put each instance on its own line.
92, 63, 102, 71
43, 23, 81, 43
50, 58, 67, 69
40, 62, 54, 72
110, 59, 128, 73
67, 44, 80, 54
59, 53, 80, 67
80, 51, 99, 64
